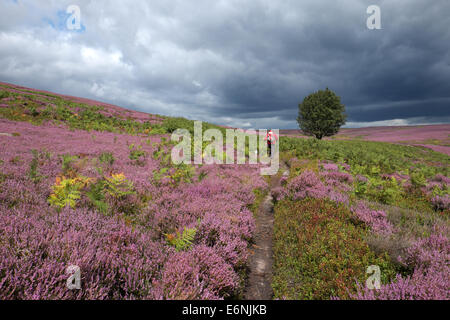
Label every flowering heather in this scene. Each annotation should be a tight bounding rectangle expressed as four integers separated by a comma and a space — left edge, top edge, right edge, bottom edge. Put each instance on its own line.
431, 195, 450, 211
339, 124, 449, 142
351, 201, 395, 235
282, 159, 353, 204
422, 174, 450, 211
401, 229, 449, 269
320, 161, 351, 173
327, 190, 350, 204
413, 144, 450, 156
356, 175, 368, 183
287, 170, 328, 200
0, 117, 266, 299
352, 267, 449, 300
152, 245, 239, 299
271, 186, 288, 202
320, 171, 353, 191
340, 162, 351, 172
271, 174, 288, 201
320, 162, 339, 172
282, 169, 349, 205
353, 231, 450, 300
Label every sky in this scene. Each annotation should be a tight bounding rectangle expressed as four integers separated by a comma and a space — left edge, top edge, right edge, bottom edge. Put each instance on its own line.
0, 0, 449, 129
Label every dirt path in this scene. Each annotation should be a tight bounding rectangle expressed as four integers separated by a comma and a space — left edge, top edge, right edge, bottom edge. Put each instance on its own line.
244, 162, 289, 300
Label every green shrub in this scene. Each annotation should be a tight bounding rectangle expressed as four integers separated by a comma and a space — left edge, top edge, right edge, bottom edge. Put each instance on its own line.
99, 152, 115, 165
28, 149, 50, 183
169, 164, 195, 185
378, 177, 403, 204
354, 177, 368, 197
198, 171, 208, 182
248, 188, 267, 217
363, 176, 404, 205
162, 117, 195, 134
27, 105, 39, 117
272, 198, 397, 299
165, 226, 197, 252
152, 164, 195, 186
86, 179, 109, 214
105, 173, 135, 199
280, 137, 449, 179
149, 126, 167, 134
28, 150, 41, 183
55, 104, 73, 121
61, 154, 79, 175
410, 171, 427, 188
48, 176, 92, 209
128, 144, 146, 161
0, 90, 10, 99
297, 88, 346, 139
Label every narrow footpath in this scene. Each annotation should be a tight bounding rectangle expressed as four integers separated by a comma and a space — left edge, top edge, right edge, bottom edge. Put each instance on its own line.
244, 162, 289, 300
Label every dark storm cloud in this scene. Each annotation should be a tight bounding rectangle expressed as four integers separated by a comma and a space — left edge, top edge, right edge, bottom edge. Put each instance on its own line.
349, 99, 450, 122
0, 0, 449, 128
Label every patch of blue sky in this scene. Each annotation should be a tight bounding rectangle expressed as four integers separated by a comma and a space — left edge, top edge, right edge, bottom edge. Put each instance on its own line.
43, 9, 86, 33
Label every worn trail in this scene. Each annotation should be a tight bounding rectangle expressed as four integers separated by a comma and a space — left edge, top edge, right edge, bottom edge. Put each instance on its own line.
244, 162, 289, 300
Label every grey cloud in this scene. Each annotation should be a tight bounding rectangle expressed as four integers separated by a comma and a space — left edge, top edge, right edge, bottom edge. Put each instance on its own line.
0, 0, 449, 129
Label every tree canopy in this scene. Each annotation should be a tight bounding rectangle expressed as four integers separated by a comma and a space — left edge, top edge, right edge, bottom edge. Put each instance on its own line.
297, 88, 346, 139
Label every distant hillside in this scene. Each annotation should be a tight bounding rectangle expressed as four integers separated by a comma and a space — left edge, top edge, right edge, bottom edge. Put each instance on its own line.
0, 81, 225, 136
281, 124, 450, 156
0, 81, 164, 124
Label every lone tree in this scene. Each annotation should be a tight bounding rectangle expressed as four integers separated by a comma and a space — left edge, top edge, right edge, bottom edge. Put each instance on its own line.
297, 88, 346, 139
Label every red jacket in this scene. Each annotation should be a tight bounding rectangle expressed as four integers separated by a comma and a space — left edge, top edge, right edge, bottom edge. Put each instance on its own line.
264, 131, 278, 144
